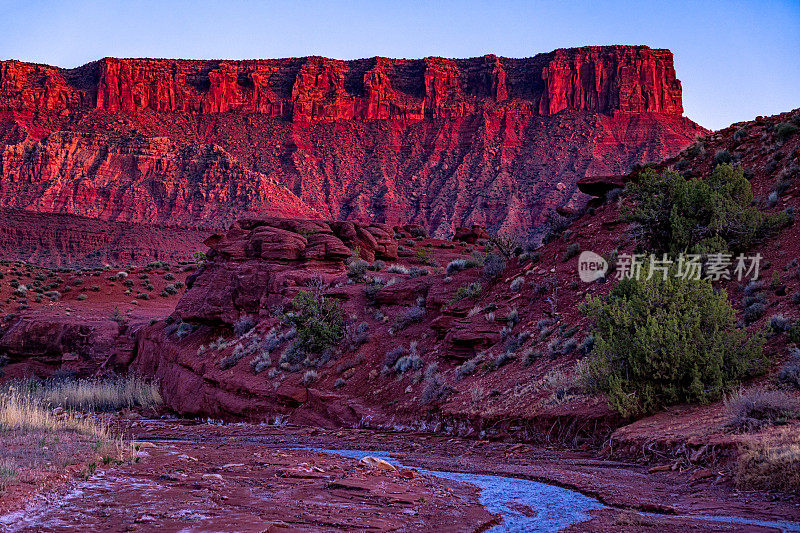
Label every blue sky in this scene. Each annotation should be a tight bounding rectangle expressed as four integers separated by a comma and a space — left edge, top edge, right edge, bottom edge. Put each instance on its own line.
1, 0, 798, 130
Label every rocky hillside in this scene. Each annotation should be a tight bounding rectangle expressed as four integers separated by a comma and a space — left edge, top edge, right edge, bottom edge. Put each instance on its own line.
0, 46, 706, 236
123, 107, 797, 449
0, 208, 211, 267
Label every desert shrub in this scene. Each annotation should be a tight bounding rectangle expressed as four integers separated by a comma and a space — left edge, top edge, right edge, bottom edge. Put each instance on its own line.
787, 322, 800, 344
743, 280, 764, 296
250, 328, 291, 374
220, 341, 256, 370
414, 249, 435, 266
234, 316, 257, 336
482, 253, 506, 281
347, 259, 369, 283
334, 378, 346, 388
504, 331, 530, 354
725, 389, 799, 432
713, 150, 732, 165
560, 337, 578, 355
135, 292, 149, 300
302, 370, 319, 386
345, 321, 369, 350
623, 165, 789, 255
364, 278, 386, 302
487, 234, 526, 258
420, 364, 452, 405
492, 351, 516, 369
523, 348, 543, 367
383, 346, 407, 370
446, 257, 480, 275
546, 338, 561, 358
743, 300, 768, 324
776, 122, 799, 142
563, 242, 581, 262
393, 305, 426, 331
509, 276, 524, 293
174, 322, 197, 339
506, 308, 519, 328
773, 177, 793, 197
76, 293, 88, 301
278, 343, 305, 368
768, 314, 793, 333
387, 264, 410, 275
577, 334, 595, 355
582, 271, 766, 416
778, 348, 800, 389
457, 353, 485, 379
368, 260, 386, 271
446, 259, 467, 275
542, 212, 571, 244
395, 343, 423, 373
209, 336, 229, 351
408, 266, 429, 278
283, 290, 344, 353
407, 226, 427, 238
447, 282, 482, 307
337, 354, 364, 375
537, 317, 555, 331
162, 284, 178, 296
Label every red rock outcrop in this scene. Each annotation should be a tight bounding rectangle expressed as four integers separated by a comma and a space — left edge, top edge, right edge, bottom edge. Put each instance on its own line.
0, 316, 122, 377
0, 46, 706, 238
176, 217, 397, 326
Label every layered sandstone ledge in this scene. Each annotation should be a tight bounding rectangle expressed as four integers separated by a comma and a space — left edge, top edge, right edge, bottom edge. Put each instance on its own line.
1, 46, 683, 120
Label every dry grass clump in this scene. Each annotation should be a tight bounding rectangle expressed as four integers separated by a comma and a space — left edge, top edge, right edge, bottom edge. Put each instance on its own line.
24, 375, 162, 413
0, 457, 17, 488
724, 388, 799, 432
0, 374, 158, 485
736, 428, 800, 493
0, 388, 109, 437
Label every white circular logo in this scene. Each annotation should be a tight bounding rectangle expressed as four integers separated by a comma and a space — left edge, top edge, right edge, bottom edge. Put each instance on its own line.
578, 251, 608, 282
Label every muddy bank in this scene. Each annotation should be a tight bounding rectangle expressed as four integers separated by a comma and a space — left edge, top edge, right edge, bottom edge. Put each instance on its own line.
5, 420, 794, 532
0, 431, 494, 532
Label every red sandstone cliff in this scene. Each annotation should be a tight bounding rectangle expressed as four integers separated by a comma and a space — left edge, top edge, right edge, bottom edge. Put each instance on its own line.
0, 46, 706, 237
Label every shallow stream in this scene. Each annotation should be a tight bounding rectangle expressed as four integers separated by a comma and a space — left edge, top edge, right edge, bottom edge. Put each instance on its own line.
314, 448, 800, 533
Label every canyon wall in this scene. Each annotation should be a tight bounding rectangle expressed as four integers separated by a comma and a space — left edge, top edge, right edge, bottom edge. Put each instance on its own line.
0, 46, 705, 237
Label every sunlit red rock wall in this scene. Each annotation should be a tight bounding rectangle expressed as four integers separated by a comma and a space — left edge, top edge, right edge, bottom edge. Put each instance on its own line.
0, 45, 705, 236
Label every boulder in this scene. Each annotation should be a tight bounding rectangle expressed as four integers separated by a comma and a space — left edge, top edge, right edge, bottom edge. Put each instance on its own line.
454, 225, 489, 244
248, 226, 307, 260
443, 317, 501, 359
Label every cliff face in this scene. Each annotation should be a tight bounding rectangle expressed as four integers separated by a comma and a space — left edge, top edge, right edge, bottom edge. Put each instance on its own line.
0, 46, 684, 119
0, 208, 211, 267
0, 132, 315, 227
0, 46, 705, 236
